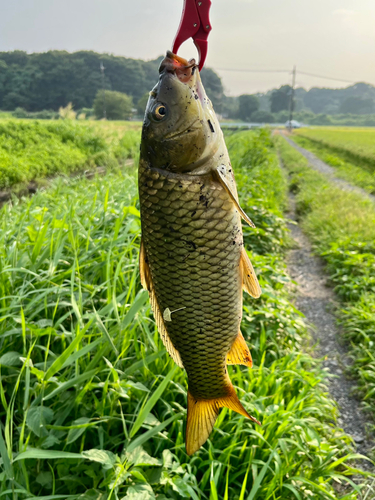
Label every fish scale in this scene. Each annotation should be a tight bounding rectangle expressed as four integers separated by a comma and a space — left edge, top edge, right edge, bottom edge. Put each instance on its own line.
139, 162, 243, 400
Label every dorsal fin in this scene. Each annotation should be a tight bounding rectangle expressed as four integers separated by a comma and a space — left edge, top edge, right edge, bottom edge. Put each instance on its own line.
139, 238, 184, 368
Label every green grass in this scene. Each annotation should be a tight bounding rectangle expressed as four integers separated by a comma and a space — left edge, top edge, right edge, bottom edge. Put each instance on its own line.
294, 127, 375, 173
0, 129, 371, 499
291, 134, 375, 194
0, 119, 141, 190
277, 136, 375, 422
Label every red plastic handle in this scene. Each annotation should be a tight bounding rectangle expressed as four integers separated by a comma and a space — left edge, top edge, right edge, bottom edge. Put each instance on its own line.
172, 0, 212, 71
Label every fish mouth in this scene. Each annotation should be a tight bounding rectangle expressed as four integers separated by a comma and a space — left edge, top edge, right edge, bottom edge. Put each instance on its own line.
160, 51, 198, 83
164, 118, 201, 141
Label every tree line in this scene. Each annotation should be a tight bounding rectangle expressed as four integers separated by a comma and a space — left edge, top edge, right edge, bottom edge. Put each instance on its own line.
0, 50, 224, 117
0, 50, 374, 122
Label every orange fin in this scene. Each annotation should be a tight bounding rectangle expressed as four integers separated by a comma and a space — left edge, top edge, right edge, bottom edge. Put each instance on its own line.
227, 332, 253, 367
214, 166, 256, 228
186, 386, 260, 455
139, 238, 184, 368
241, 248, 261, 298
139, 238, 151, 291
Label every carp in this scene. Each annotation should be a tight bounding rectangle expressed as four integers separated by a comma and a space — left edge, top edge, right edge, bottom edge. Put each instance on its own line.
138, 51, 261, 455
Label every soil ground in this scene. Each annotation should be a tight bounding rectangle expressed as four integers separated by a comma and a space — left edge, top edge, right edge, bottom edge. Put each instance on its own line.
279, 137, 375, 471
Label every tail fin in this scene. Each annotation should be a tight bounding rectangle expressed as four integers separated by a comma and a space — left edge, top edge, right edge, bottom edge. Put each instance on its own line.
186, 386, 260, 455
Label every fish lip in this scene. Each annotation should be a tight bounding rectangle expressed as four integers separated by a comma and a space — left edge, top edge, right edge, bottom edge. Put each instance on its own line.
164, 118, 200, 141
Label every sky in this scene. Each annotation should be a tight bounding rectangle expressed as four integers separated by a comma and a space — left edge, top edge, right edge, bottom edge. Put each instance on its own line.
1, 0, 375, 96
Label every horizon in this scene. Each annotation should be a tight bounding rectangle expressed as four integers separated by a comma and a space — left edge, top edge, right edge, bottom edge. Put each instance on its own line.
1, 0, 374, 96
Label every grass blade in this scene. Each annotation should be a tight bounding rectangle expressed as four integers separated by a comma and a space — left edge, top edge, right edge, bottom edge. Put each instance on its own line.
129, 365, 178, 438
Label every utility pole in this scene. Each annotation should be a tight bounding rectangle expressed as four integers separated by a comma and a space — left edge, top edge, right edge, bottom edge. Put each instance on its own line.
288, 65, 296, 132
100, 62, 106, 120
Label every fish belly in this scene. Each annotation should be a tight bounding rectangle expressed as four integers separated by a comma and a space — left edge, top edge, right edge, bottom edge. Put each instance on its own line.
139, 162, 243, 400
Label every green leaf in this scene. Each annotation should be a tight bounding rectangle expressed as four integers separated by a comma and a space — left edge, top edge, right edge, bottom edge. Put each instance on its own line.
121, 290, 149, 331
130, 366, 177, 438
26, 406, 54, 437
246, 448, 278, 500
121, 483, 155, 500
81, 449, 117, 469
123, 351, 165, 377
61, 338, 103, 370
14, 449, 83, 462
44, 318, 94, 381
0, 351, 22, 367
66, 417, 91, 444
26, 496, 79, 500
126, 446, 161, 467
0, 425, 13, 479
43, 369, 98, 401
77, 490, 108, 500
127, 413, 181, 454
126, 381, 149, 392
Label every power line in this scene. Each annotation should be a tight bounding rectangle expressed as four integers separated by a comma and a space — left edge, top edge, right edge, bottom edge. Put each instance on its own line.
215, 66, 356, 84
216, 68, 289, 74
297, 70, 354, 84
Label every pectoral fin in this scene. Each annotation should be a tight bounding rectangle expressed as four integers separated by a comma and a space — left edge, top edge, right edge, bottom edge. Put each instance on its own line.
139, 238, 184, 368
227, 332, 253, 367
214, 166, 255, 228
241, 248, 261, 298
186, 385, 260, 455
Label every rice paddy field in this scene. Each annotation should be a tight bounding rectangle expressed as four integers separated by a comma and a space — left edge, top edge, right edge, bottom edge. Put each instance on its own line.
293, 128, 375, 188
0, 121, 372, 499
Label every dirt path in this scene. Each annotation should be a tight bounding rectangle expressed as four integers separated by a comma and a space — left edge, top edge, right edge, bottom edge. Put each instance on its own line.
283, 134, 375, 203
286, 195, 373, 462
279, 135, 374, 462
279, 134, 375, 485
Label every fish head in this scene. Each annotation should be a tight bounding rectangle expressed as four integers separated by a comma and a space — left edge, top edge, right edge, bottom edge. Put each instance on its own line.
141, 51, 219, 173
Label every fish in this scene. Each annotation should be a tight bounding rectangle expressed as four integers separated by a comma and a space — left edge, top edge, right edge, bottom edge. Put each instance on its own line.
138, 51, 261, 455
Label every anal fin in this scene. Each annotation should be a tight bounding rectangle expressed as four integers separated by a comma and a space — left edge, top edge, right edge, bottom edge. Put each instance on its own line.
227, 332, 253, 367
241, 248, 261, 298
186, 385, 261, 455
139, 238, 184, 368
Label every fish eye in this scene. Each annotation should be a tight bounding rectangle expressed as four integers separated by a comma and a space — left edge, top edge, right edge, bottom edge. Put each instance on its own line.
152, 104, 167, 121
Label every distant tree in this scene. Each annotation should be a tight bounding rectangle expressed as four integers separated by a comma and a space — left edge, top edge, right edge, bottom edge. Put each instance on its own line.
303, 88, 337, 114
137, 92, 150, 117
200, 67, 224, 112
309, 114, 333, 125
250, 110, 275, 123
339, 96, 375, 115
13, 107, 28, 118
222, 96, 239, 119
93, 90, 133, 120
270, 85, 291, 113
237, 95, 259, 121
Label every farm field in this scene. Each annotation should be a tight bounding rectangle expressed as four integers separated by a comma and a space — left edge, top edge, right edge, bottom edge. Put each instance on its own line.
277, 137, 375, 424
294, 127, 375, 173
291, 133, 375, 194
0, 119, 141, 191
0, 124, 370, 499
